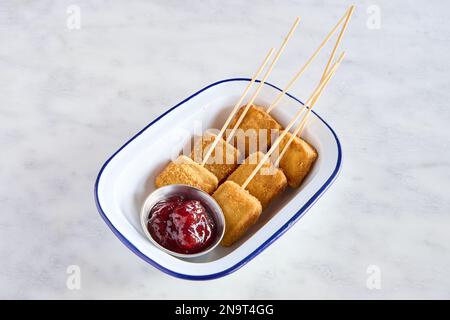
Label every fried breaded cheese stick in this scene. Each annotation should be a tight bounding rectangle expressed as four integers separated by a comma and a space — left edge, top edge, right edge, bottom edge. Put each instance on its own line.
227, 151, 287, 209
226, 104, 318, 188
212, 181, 262, 247
279, 132, 318, 188
226, 104, 282, 157
155, 155, 218, 194
190, 132, 240, 183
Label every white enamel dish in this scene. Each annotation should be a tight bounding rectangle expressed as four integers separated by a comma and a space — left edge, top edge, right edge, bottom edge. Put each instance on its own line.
94, 78, 342, 280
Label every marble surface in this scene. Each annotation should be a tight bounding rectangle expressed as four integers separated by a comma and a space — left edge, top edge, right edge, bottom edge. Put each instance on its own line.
1, 0, 449, 299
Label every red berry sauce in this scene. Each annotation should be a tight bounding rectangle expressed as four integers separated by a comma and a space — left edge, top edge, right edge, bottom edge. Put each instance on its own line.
147, 195, 216, 254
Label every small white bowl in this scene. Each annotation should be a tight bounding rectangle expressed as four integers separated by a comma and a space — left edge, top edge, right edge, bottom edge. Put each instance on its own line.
95, 78, 342, 280
140, 184, 225, 259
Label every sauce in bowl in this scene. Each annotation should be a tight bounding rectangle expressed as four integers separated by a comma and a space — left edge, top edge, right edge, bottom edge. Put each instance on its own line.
147, 195, 217, 254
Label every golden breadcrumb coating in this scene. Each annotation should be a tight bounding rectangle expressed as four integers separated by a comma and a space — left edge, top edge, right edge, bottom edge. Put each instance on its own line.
155, 155, 218, 194
225, 103, 318, 189
227, 151, 287, 209
212, 181, 262, 247
226, 104, 282, 157
190, 132, 240, 183
279, 132, 318, 188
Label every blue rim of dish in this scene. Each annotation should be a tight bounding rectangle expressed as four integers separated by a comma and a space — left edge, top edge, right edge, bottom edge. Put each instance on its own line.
94, 78, 343, 281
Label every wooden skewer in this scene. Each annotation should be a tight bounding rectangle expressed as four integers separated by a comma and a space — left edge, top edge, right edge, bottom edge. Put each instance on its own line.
307, 5, 354, 112
271, 7, 354, 167
273, 7, 354, 166
274, 52, 346, 167
320, 5, 354, 83
225, 16, 301, 144
200, 48, 275, 167
266, 6, 353, 114
241, 52, 344, 190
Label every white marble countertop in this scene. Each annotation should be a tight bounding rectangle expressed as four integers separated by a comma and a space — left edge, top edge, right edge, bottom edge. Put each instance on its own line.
1, 0, 449, 299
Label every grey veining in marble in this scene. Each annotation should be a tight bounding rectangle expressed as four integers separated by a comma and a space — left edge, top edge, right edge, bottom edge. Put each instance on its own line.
0, 0, 449, 299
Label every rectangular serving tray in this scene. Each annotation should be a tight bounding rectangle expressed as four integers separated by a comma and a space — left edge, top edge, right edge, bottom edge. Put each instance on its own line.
94, 78, 342, 280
